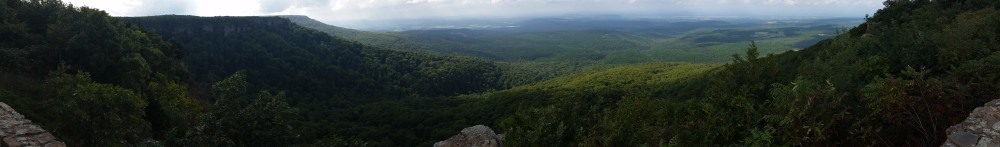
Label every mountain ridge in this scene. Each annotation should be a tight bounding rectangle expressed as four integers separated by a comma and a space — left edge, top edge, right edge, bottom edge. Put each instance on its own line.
4, 0, 1000, 146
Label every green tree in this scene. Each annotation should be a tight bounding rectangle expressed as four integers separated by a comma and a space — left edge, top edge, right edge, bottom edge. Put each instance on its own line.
500, 106, 572, 147
145, 82, 202, 139
180, 71, 299, 146
45, 69, 150, 146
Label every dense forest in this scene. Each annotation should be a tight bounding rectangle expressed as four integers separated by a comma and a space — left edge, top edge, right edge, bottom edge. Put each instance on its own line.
286, 15, 856, 64
1, 0, 501, 145
122, 15, 517, 146
488, 0, 1000, 146
120, 15, 503, 101
2, 0, 1000, 146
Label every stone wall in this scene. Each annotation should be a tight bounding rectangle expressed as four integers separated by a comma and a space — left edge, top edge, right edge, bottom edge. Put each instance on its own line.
0, 102, 64, 147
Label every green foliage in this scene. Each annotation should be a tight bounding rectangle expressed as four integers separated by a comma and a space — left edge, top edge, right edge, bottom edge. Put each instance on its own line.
937, 8, 1000, 67
759, 79, 846, 145
122, 15, 503, 100
45, 69, 150, 146
145, 81, 202, 139
280, 15, 431, 52
0, 0, 189, 89
6, 0, 1000, 146
178, 71, 299, 146
309, 135, 369, 146
589, 96, 679, 146
741, 128, 775, 147
288, 15, 854, 86
489, 63, 718, 146
121, 15, 508, 146
1, 0, 196, 145
293, 16, 851, 65
679, 1, 1000, 145
857, 67, 951, 145
501, 106, 573, 147
949, 52, 1000, 84
496, 61, 605, 87
211, 71, 248, 105
707, 41, 783, 102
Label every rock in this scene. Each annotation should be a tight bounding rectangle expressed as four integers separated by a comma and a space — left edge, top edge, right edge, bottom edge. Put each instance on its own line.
0, 102, 65, 147
863, 21, 880, 36
434, 125, 503, 147
943, 99, 1000, 147
976, 137, 993, 147
948, 131, 979, 147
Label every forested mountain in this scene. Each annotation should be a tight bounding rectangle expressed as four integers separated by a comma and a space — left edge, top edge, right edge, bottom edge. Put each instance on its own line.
121, 15, 507, 145
3, 0, 1000, 146
285, 15, 855, 88
280, 15, 436, 53
284, 15, 619, 87
288, 15, 856, 64
120, 15, 502, 101
0, 0, 197, 145
2, 0, 504, 145
483, 0, 1000, 146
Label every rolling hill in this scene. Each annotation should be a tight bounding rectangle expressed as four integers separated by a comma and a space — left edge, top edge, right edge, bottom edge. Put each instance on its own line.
2, 0, 1000, 146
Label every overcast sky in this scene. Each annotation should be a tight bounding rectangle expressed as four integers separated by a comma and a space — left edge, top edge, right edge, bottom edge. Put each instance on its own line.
63, 0, 884, 26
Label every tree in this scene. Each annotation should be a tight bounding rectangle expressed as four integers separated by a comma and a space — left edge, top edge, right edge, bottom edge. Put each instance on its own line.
179, 71, 299, 146
145, 82, 202, 138
45, 69, 151, 146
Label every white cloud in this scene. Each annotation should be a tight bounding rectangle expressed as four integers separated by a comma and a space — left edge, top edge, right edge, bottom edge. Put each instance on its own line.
63, 0, 884, 25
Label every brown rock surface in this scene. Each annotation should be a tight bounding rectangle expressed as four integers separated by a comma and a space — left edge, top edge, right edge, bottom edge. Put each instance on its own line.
434, 125, 503, 147
0, 102, 65, 147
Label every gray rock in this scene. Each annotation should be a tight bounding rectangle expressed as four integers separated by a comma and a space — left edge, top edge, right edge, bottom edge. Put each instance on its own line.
0, 102, 65, 147
943, 99, 1000, 147
434, 125, 502, 147
948, 131, 979, 147
975, 137, 992, 147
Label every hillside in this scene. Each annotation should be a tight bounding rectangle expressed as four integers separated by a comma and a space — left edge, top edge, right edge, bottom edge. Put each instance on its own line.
404, 62, 720, 146
480, 0, 1000, 146
0, 0, 197, 145
288, 15, 856, 64
280, 15, 434, 53
286, 15, 856, 87
3, 0, 505, 146
121, 15, 509, 146
121, 15, 502, 100
3, 0, 1000, 146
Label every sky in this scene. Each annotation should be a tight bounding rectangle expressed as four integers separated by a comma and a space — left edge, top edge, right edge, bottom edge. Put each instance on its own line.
63, 0, 885, 28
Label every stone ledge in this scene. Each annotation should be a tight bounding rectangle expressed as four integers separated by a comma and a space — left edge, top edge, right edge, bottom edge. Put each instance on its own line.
434, 125, 503, 147
943, 99, 1000, 147
0, 102, 65, 147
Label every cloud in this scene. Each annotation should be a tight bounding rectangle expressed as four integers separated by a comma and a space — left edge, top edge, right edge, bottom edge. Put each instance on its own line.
259, 0, 293, 13
130, 0, 192, 15
63, 0, 884, 25
64, 0, 192, 16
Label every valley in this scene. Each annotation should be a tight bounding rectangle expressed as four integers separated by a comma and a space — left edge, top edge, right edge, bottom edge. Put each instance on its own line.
2, 0, 1000, 146
290, 15, 861, 64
